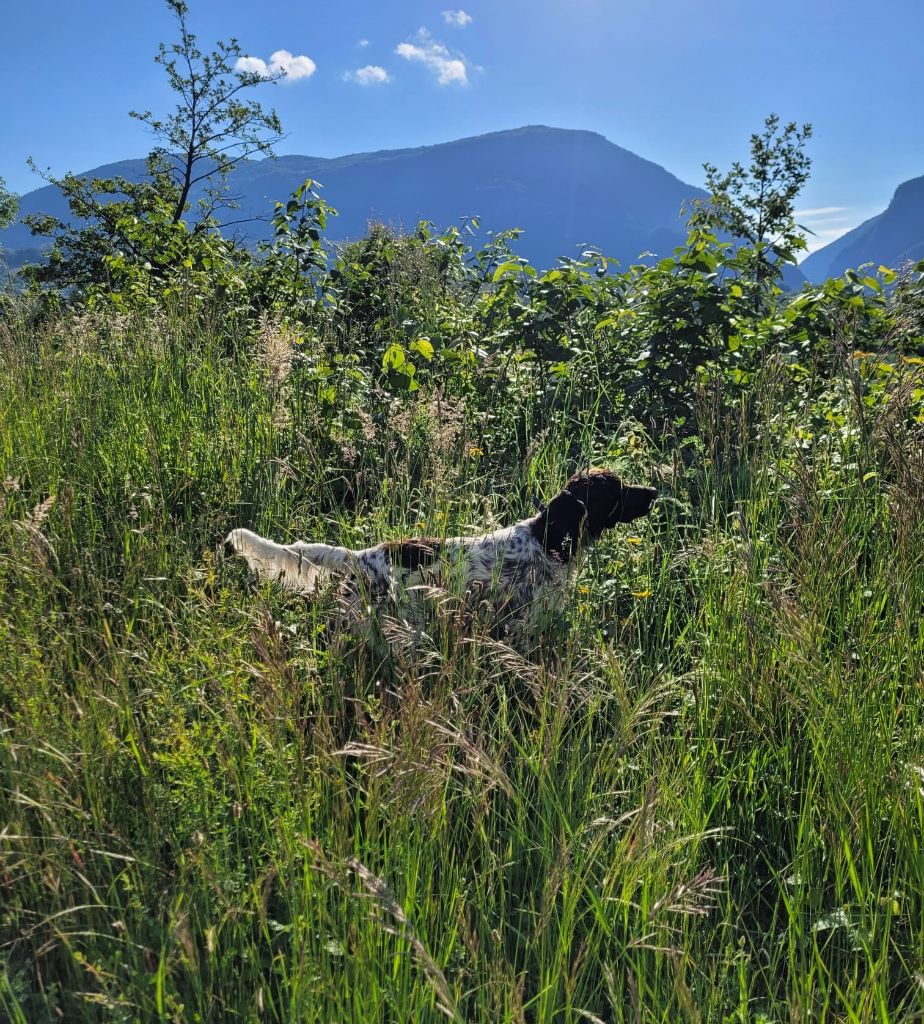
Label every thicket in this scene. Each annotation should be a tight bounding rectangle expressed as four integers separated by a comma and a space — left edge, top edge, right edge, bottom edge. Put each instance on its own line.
2, 4, 924, 1021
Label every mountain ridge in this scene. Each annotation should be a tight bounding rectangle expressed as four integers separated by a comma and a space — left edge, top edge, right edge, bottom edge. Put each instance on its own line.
801, 173, 924, 282
5, 127, 920, 285
1, 126, 708, 272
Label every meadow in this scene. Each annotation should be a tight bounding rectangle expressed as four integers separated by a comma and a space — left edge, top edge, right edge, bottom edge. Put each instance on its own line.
1, 230, 924, 1022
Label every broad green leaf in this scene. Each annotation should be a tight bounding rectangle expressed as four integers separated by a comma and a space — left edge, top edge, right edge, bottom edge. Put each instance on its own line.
492, 261, 523, 281
382, 343, 406, 372
410, 338, 434, 361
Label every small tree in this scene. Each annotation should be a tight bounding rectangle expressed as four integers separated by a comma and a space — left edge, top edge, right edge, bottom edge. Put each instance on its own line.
0, 177, 18, 297
689, 114, 813, 291
0, 177, 16, 233
130, 0, 283, 229
25, 0, 283, 292
0, 177, 17, 269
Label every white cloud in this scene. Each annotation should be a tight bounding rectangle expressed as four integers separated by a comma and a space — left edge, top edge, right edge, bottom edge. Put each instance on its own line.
235, 49, 317, 81
236, 55, 271, 75
442, 9, 472, 27
344, 64, 391, 86
793, 207, 859, 256
794, 206, 849, 218
395, 29, 468, 85
358, 38, 370, 48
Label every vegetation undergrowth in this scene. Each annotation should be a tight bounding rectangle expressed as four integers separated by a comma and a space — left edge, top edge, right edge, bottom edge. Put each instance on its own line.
2, 274, 923, 1021
2, 5, 924, 1017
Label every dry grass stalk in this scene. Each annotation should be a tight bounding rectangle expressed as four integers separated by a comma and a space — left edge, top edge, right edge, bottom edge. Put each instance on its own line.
306, 842, 459, 1021
10, 493, 58, 566
256, 315, 296, 426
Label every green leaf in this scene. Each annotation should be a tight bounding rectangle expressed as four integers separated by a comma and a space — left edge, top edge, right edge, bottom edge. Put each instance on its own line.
410, 338, 434, 361
382, 343, 406, 372
492, 261, 523, 282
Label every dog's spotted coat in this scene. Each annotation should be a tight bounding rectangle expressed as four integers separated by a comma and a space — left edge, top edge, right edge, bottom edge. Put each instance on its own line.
225, 469, 657, 633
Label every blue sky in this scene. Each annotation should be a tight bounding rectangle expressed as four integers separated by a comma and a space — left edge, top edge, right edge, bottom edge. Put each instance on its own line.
3, 0, 922, 254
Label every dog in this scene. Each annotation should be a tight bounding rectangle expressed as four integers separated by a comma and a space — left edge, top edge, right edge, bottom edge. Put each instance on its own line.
224, 469, 657, 635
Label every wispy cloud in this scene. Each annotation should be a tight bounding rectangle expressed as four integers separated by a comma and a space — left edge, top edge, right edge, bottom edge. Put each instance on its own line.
442, 9, 472, 27
794, 206, 860, 255
344, 64, 391, 86
358, 38, 370, 48
395, 29, 468, 85
794, 206, 849, 218
235, 50, 316, 81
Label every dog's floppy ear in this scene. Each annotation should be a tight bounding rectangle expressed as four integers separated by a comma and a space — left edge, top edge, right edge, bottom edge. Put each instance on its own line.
546, 488, 586, 520
544, 489, 587, 543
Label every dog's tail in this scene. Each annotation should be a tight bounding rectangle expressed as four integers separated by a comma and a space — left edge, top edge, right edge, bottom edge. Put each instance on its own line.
224, 528, 354, 594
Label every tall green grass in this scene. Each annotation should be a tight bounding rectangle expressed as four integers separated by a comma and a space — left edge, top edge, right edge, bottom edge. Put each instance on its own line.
1, 308, 922, 1021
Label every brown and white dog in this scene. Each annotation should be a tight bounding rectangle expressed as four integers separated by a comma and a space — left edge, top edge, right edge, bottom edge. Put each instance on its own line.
225, 469, 657, 633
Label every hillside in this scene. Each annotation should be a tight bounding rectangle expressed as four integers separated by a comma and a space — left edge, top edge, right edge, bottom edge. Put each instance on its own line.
802, 173, 924, 281
2, 126, 708, 271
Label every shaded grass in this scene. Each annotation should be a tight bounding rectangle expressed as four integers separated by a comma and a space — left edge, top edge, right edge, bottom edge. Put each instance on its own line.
1, 309, 923, 1022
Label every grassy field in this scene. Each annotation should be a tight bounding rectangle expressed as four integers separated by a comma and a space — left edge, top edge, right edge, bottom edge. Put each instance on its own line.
1, 304, 923, 1022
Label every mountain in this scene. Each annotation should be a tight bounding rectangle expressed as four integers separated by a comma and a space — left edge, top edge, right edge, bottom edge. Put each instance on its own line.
801, 174, 924, 282
2, 126, 709, 272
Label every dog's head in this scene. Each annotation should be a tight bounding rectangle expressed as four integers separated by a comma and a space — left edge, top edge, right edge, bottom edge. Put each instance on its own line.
537, 469, 657, 559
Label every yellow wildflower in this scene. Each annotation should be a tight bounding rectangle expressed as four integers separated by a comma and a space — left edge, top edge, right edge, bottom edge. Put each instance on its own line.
631, 589, 652, 599
626, 536, 642, 545
468, 445, 485, 458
